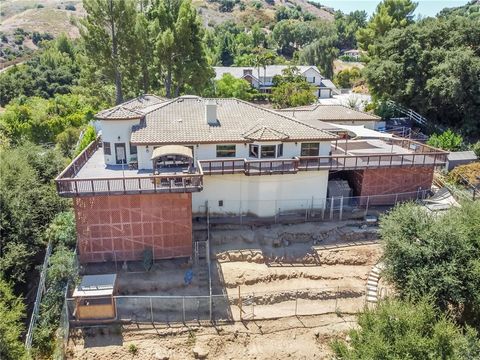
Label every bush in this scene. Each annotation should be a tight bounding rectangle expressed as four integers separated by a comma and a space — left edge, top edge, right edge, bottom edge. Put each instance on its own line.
331, 298, 480, 359
427, 129, 463, 151
73, 124, 96, 157
0, 279, 28, 360
471, 141, 480, 158
379, 201, 480, 326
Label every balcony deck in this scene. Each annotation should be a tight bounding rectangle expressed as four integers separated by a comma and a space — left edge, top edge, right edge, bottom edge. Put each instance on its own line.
56, 138, 203, 197
55, 136, 448, 197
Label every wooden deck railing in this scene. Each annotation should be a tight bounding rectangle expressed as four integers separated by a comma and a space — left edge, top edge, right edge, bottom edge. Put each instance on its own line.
56, 172, 204, 197
199, 159, 245, 175
56, 136, 204, 197
245, 158, 299, 175
56, 135, 102, 179
198, 151, 448, 176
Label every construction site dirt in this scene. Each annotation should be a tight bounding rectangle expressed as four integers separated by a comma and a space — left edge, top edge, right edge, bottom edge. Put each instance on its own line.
67, 220, 383, 359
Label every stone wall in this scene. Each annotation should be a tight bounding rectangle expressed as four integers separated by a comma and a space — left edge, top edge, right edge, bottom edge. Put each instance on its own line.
73, 193, 192, 263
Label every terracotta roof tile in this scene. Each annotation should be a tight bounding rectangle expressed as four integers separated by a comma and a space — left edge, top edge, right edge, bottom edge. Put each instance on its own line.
130, 96, 337, 145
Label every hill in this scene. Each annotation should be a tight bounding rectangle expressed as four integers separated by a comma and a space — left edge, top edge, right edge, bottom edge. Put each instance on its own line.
0, 0, 333, 65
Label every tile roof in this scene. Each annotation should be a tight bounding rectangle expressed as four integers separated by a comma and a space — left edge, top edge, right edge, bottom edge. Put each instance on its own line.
95, 94, 167, 120
130, 96, 337, 145
277, 105, 380, 122
213, 65, 322, 80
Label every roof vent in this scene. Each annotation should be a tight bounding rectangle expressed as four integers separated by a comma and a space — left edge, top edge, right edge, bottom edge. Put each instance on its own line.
205, 100, 218, 126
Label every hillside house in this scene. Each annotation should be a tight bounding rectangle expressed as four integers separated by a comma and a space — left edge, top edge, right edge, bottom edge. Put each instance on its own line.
213, 65, 337, 98
55, 95, 448, 263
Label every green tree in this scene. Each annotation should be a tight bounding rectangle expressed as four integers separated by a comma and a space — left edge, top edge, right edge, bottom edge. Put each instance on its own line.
215, 73, 255, 100
334, 67, 362, 88
271, 67, 316, 108
74, 125, 96, 157
149, 0, 213, 97
0, 144, 67, 284
0, 278, 28, 360
427, 129, 463, 151
363, 14, 480, 135
81, 0, 138, 104
334, 10, 367, 50
331, 298, 480, 359
357, 0, 417, 51
379, 202, 480, 326
298, 21, 338, 78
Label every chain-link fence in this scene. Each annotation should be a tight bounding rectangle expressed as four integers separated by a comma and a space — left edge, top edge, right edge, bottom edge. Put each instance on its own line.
65, 286, 368, 325
202, 189, 431, 225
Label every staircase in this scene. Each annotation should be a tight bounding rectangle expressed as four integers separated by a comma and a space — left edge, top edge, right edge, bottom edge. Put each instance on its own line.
366, 262, 384, 305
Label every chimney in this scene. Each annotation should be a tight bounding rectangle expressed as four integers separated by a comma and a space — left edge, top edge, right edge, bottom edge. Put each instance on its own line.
205, 100, 217, 125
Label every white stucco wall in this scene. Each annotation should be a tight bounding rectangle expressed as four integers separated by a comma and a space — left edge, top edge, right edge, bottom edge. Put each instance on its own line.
135, 141, 332, 170
192, 170, 329, 217
98, 119, 141, 165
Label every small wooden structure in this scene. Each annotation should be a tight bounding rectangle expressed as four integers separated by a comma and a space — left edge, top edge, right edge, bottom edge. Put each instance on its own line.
72, 274, 117, 321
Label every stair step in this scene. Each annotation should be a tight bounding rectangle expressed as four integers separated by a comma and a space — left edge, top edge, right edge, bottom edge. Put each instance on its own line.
367, 280, 377, 286
366, 296, 378, 303
367, 286, 378, 292
368, 273, 379, 280
371, 268, 381, 275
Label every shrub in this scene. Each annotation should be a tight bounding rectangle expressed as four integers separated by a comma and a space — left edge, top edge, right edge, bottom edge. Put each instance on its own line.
379, 201, 480, 326
427, 129, 463, 151
331, 298, 480, 359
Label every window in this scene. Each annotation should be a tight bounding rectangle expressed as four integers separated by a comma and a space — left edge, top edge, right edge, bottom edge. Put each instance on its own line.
312, 76, 315, 83
301, 143, 320, 156
277, 143, 283, 157
129, 143, 137, 155
261, 145, 276, 158
103, 142, 111, 155
249, 144, 259, 158
216, 145, 236, 158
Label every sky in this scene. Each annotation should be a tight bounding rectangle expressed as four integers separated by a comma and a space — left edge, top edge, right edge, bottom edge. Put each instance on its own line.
315, 0, 469, 18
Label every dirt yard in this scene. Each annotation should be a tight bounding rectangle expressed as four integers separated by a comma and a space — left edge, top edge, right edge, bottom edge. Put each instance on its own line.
68, 221, 383, 359
68, 313, 356, 360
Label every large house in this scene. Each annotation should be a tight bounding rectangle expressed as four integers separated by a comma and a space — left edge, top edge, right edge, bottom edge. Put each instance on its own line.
213, 65, 337, 98
55, 95, 448, 263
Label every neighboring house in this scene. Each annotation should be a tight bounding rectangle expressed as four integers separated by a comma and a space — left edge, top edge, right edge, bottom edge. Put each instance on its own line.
278, 104, 382, 130
213, 65, 337, 98
55, 95, 448, 264
342, 49, 365, 61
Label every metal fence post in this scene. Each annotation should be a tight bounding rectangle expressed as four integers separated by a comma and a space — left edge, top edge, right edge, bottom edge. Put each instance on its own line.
364, 196, 370, 217
295, 291, 298, 316
182, 296, 186, 323
252, 291, 255, 319
339, 196, 344, 221
150, 297, 154, 323
238, 286, 242, 321
329, 197, 334, 220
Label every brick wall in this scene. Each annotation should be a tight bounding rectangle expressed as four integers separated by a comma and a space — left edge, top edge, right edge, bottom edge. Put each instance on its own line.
73, 193, 192, 263
350, 167, 434, 205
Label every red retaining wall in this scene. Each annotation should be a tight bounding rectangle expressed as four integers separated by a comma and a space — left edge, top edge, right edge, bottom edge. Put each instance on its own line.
349, 167, 434, 205
73, 193, 192, 263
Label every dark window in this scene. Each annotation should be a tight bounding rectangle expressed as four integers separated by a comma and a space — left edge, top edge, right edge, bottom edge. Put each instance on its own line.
129, 143, 137, 155
261, 145, 276, 158
301, 143, 319, 156
312, 76, 315, 83
218, 200, 223, 207
103, 142, 111, 155
216, 145, 236, 158
277, 143, 283, 157
249, 144, 259, 158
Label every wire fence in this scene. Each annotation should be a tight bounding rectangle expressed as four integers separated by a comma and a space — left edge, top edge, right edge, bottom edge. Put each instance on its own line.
64, 286, 368, 325
202, 189, 432, 225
